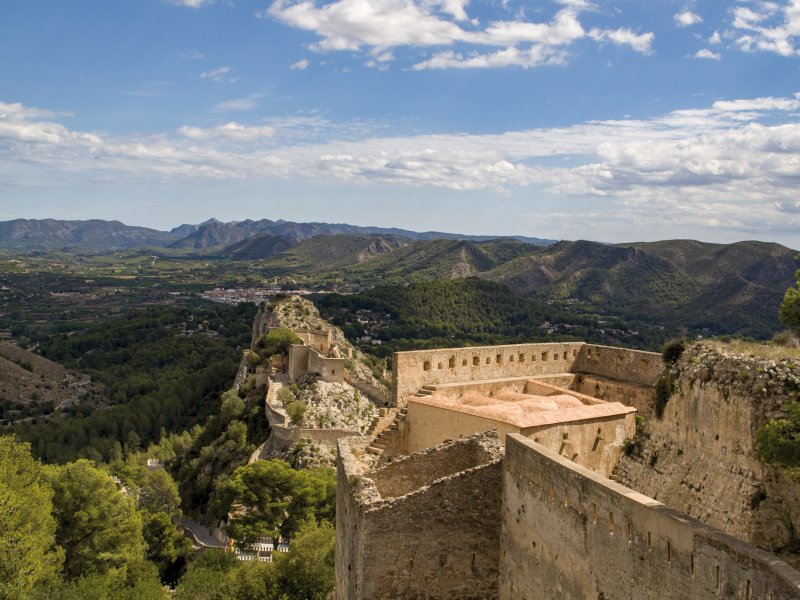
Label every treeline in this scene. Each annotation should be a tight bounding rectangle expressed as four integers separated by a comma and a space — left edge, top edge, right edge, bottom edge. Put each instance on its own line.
315, 278, 670, 355
13, 303, 256, 464
1, 436, 336, 600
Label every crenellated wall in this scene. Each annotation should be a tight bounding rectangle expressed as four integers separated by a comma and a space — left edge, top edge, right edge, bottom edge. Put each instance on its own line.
393, 342, 662, 408
393, 343, 585, 406
499, 434, 800, 600
573, 343, 664, 386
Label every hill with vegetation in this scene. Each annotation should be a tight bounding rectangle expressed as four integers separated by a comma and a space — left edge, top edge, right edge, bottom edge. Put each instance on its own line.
222, 233, 300, 259
0, 341, 92, 421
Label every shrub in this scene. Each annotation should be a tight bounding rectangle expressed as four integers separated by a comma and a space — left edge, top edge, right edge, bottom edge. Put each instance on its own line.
286, 401, 307, 427
260, 328, 302, 357
662, 339, 686, 366
277, 387, 296, 407
756, 401, 800, 468
654, 373, 674, 419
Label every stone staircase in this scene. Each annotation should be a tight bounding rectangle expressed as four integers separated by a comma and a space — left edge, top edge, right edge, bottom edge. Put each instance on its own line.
366, 407, 408, 459
415, 385, 436, 397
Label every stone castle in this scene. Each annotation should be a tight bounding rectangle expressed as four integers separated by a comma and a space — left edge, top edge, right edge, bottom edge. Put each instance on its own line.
336, 341, 800, 599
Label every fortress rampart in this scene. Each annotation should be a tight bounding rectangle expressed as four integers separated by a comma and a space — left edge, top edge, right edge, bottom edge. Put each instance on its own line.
338, 339, 800, 598
392, 342, 662, 408
500, 434, 800, 599
336, 433, 503, 600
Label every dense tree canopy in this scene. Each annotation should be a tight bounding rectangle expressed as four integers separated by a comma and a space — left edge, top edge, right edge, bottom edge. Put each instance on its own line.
213, 459, 335, 547
0, 436, 62, 600
780, 266, 800, 337
12, 304, 254, 464
44, 459, 151, 582
174, 523, 335, 600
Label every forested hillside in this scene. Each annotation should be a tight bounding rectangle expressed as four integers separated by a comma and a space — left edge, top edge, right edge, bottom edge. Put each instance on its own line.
12, 303, 255, 464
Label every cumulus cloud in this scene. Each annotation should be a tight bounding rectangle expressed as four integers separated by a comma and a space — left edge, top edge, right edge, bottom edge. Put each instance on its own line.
290, 58, 310, 69
264, 0, 654, 69
731, 0, 800, 56
694, 48, 721, 60
587, 27, 654, 53
3, 93, 800, 239
675, 10, 702, 27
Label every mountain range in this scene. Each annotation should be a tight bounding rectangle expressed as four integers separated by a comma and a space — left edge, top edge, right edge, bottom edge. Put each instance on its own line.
0, 218, 796, 339
0, 218, 555, 251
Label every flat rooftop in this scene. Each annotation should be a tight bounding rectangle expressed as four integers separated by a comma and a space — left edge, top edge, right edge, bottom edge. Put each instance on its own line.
410, 384, 635, 429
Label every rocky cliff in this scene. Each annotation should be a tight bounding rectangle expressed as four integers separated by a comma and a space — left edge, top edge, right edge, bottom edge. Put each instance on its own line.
615, 342, 800, 566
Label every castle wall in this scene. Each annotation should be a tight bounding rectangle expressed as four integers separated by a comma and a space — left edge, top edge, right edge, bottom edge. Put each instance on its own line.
499, 434, 800, 600
407, 400, 521, 454
344, 370, 391, 407
337, 434, 504, 600
308, 348, 345, 384
573, 343, 663, 386
287, 344, 309, 381
615, 345, 800, 560
393, 342, 585, 406
407, 400, 634, 476
572, 373, 655, 413
295, 330, 331, 353
286, 343, 345, 384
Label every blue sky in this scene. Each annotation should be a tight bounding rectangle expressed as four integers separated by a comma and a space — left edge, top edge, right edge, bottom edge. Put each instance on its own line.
1, 0, 800, 247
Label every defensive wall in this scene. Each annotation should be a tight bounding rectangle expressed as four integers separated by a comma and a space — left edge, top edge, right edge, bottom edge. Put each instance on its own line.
261, 375, 360, 454
406, 378, 635, 476
287, 343, 345, 384
337, 430, 800, 600
392, 342, 662, 408
615, 343, 800, 558
336, 432, 503, 600
344, 370, 391, 407
500, 434, 800, 600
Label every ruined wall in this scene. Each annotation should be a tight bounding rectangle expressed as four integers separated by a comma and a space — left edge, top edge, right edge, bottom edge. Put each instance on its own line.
337, 433, 504, 600
251, 305, 270, 349
308, 349, 345, 383
269, 424, 359, 449
287, 344, 309, 382
344, 370, 391, 407
615, 343, 800, 562
393, 342, 585, 406
295, 330, 331, 353
573, 344, 663, 387
287, 344, 345, 384
572, 373, 655, 414
499, 434, 800, 600
407, 400, 634, 476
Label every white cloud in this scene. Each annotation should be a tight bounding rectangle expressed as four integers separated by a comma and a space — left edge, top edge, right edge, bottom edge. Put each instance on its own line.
412, 46, 567, 70
178, 122, 276, 141
4, 93, 800, 239
290, 58, 311, 69
731, 0, 800, 56
694, 48, 721, 60
587, 27, 654, 53
265, 0, 654, 69
675, 10, 702, 27
168, 0, 214, 7
213, 95, 264, 111
200, 66, 232, 82
709, 30, 721, 44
